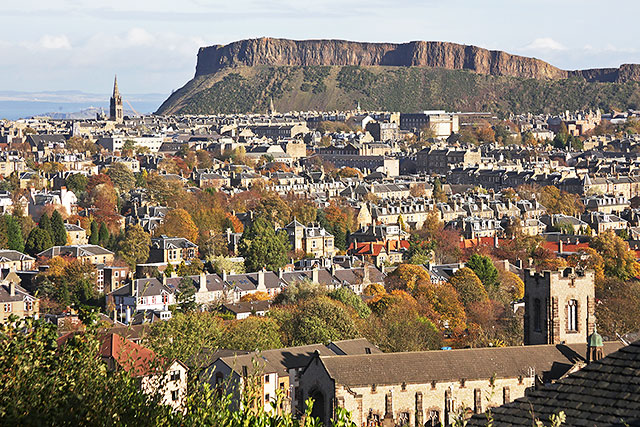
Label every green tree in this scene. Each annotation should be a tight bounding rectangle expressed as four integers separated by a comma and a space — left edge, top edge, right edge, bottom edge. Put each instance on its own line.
289, 297, 358, 345
466, 254, 499, 292
447, 267, 488, 309
50, 210, 67, 246
89, 221, 99, 245
106, 162, 136, 193
433, 178, 447, 203
220, 317, 283, 351
38, 213, 53, 240
25, 227, 53, 256
175, 277, 198, 313
116, 224, 151, 268
65, 174, 88, 196
240, 217, 290, 272
5, 215, 24, 252
328, 287, 371, 318
98, 222, 110, 246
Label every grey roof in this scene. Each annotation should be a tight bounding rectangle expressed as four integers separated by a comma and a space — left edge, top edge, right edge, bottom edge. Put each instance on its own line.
468, 340, 640, 426
0, 250, 35, 263
315, 342, 623, 387
38, 244, 113, 258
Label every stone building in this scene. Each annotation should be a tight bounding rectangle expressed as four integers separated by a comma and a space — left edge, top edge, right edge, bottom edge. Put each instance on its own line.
298, 342, 621, 426
523, 268, 595, 346
109, 76, 124, 124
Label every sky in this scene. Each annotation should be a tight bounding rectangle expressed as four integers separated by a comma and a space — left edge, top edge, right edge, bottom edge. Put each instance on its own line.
2, 0, 640, 97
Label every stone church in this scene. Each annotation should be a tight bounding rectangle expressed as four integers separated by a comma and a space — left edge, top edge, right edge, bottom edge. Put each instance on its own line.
298, 267, 622, 426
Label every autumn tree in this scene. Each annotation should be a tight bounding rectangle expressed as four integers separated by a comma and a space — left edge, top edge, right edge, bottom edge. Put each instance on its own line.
447, 267, 488, 309
106, 163, 135, 193
412, 280, 467, 333
240, 291, 271, 302
596, 278, 640, 338
116, 225, 151, 269
156, 208, 198, 243
590, 230, 640, 281
567, 247, 605, 287
385, 264, 431, 292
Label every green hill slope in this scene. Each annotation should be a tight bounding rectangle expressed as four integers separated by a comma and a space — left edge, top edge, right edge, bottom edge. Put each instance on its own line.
157, 65, 640, 115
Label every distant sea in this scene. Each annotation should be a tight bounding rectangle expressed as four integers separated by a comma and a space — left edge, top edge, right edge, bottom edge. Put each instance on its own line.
0, 91, 167, 120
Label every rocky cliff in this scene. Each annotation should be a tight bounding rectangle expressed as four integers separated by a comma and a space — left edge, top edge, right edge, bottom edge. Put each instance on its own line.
195, 38, 569, 80
156, 38, 640, 115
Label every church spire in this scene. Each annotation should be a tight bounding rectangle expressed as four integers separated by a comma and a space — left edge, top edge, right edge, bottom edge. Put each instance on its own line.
113, 75, 120, 97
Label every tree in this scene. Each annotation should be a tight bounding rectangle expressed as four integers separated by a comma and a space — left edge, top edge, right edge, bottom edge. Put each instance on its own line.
98, 222, 110, 246
4, 215, 24, 252
38, 213, 53, 239
106, 163, 135, 193
328, 287, 371, 318
89, 221, 99, 245
50, 210, 67, 246
65, 174, 88, 195
412, 281, 467, 334
220, 317, 283, 351
240, 217, 289, 272
596, 278, 640, 338
590, 230, 640, 281
175, 277, 197, 313
466, 254, 498, 292
497, 269, 525, 301
433, 178, 447, 203
273, 280, 325, 305
447, 267, 488, 309
289, 297, 358, 345
116, 225, 151, 269
156, 208, 199, 243
384, 264, 431, 292
25, 227, 53, 256
567, 247, 605, 287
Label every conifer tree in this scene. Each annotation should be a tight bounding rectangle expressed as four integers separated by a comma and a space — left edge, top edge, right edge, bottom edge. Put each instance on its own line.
5, 215, 24, 252
50, 210, 68, 246
98, 222, 110, 246
38, 213, 54, 242
89, 221, 99, 245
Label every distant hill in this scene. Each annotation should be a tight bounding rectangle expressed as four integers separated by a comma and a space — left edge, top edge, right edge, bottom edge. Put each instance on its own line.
157, 38, 640, 115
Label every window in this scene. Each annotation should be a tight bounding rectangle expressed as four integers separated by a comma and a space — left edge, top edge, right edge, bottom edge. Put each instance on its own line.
4, 303, 11, 312
170, 370, 181, 381
162, 294, 168, 305
171, 390, 179, 401
265, 393, 270, 402
326, 239, 333, 248
533, 299, 542, 332
568, 299, 578, 332
311, 240, 317, 248
25, 301, 33, 311
264, 374, 270, 384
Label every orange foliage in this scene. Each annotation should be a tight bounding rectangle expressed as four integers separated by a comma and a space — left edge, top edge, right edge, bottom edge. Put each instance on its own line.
240, 291, 271, 302
155, 208, 199, 243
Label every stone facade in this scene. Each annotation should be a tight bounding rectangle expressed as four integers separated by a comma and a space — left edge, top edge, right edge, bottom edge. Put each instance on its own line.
524, 268, 595, 346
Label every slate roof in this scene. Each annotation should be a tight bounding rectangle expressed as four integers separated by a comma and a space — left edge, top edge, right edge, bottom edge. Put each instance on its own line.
37, 244, 113, 258
315, 342, 623, 387
467, 340, 640, 426
0, 250, 35, 263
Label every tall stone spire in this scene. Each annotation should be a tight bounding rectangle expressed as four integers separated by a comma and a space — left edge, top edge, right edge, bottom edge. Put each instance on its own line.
113, 75, 120, 97
110, 74, 124, 124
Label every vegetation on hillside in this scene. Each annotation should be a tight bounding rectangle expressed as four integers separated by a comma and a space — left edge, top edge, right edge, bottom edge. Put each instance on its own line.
158, 65, 640, 115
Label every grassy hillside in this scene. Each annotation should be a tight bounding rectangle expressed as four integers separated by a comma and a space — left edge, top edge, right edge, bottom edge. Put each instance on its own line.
157, 65, 640, 115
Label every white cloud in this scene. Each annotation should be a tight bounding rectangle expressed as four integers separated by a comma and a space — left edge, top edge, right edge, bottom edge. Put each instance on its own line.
125, 28, 155, 46
37, 34, 72, 50
523, 37, 566, 52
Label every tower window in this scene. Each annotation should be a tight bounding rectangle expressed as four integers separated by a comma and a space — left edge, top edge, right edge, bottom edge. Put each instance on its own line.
567, 299, 578, 332
533, 298, 541, 332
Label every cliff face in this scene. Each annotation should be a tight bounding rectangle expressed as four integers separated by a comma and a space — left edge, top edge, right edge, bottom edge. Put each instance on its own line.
195, 38, 568, 80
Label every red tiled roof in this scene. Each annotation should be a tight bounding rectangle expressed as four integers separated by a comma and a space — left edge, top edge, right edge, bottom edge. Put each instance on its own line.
542, 241, 590, 253
99, 333, 163, 377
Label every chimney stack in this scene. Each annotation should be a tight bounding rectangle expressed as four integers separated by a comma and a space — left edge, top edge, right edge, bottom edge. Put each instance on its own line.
257, 268, 265, 289
198, 271, 207, 293
9, 281, 15, 297
312, 266, 319, 284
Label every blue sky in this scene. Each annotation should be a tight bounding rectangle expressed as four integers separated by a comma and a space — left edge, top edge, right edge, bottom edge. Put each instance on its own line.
2, 0, 640, 95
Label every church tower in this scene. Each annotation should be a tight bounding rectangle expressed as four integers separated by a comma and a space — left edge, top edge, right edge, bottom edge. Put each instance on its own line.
110, 75, 124, 124
524, 267, 595, 345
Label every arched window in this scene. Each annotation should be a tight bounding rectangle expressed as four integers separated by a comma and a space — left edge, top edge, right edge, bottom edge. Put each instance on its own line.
567, 299, 578, 332
533, 298, 542, 332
